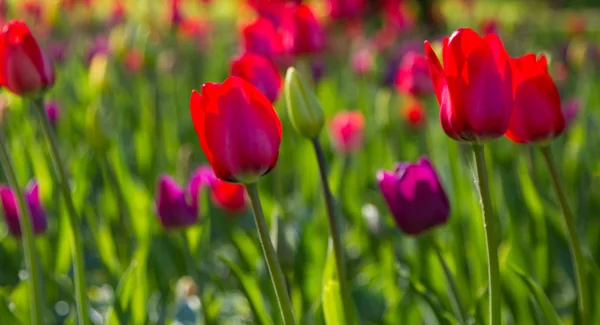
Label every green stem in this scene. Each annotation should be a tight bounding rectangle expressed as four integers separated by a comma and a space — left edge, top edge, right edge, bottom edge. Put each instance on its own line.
32, 98, 90, 325
540, 146, 588, 324
0, 127, 44, 325
245, 183, 296, 325
312, 139, 356, 325
432, 239, 467, 325
472, 144, 501, 325
181, 233, 211, 325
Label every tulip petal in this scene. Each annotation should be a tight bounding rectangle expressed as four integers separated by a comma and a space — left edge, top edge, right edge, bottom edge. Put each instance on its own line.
463, 37, 512, 138
444, 28, 483, 78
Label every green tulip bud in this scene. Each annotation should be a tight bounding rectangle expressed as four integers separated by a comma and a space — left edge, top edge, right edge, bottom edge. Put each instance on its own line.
284, 67, 324, 139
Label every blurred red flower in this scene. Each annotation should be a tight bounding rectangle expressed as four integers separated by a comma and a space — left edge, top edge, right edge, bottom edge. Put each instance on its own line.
329, 110, 365, 154
402, 99, 426, 128
395, 51, 434, 97
281, 4, 326, 56
241, 17, 283, 59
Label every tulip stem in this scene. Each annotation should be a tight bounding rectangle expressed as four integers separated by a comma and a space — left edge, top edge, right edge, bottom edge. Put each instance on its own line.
312, 139, 356, 325
0, 127, 44, 325
245, 182, 296, 325
540, 146, 588, 324
33, 98, 90, 325
471, 144, 501, 325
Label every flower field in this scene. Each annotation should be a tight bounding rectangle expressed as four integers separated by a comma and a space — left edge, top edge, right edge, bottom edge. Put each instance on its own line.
0, 0, 599, 324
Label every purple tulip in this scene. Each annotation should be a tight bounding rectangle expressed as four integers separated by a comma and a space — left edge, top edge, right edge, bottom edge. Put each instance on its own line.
0, 181, 47, 237
155, 175, 198, 230
45, 100, 60, 128
377, 158, 449, 235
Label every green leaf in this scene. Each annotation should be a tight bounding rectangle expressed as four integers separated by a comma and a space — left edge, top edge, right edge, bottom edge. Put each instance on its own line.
219, 256, 274, 325
322, 280, 343, 325
510, 265, 562, 325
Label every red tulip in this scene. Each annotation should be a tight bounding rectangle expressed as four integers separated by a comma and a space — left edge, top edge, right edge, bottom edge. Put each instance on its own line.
506, 54, 564, 143
190, 76, 283, 183
327, 0, 365, 20
0, 20, 55, 96
329, 110, 365, 154
425, 28, 513, 142
241, 17, 283, 59
281, 4, 326, 56
395, 51, 434, 97
230, 53, 282, 103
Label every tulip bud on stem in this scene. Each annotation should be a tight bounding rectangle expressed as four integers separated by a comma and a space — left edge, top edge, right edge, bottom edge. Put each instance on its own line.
471, 144, 501, 325
32, 98, 91, 325
245, 183, 296, 325
540, 146, 588, 324
312, 139, 357, 325
0, 126, 44, 325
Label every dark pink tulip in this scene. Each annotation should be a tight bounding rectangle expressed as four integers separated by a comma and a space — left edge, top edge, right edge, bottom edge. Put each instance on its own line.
395, 51, 434, 97
377, 158, 449, 236
327, 0, 365, 20
155, 175, 197, 230
230, 53, 282, 103
241, 17, 283, 59
0, 181, 47, 237
281, 4, 326, 56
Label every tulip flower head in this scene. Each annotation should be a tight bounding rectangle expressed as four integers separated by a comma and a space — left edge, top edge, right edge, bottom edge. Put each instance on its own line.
0, 181, 47, 237
395, 51, 434, 97
241, 18, 283, 59
425, 28, 513, 142
230, 53, 282, 104
284, 67, 325, 138
377, 158, 449, 235
506, 54, 564, 144
188, 166, 248, 214
281, 4, 326, 56
155, 175, 197, 230
352, 47, 374, 76
190, 77, 283, 184
329, 110, 365, 154
0, 20, 55, 96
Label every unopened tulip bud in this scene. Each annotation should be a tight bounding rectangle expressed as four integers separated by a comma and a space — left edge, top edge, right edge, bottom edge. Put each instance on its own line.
155, 175, 198, 230
284, 67, 324, 139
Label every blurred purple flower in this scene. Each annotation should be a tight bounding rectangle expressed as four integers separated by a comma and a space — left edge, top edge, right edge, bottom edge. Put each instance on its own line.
311, 58, 326, 84
382, 40, 423, 87
563, 98, 581, 129
47, 41, 68, 64
395, 51, 433, 97
155, 175, 198, 230
377, 158, 449, 236
45, 100, 60, 128
0, 181, 47, 238
84, 36, 110, 66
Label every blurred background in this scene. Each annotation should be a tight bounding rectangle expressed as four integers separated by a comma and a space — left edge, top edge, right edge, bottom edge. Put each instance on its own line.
0, 0, 600, 324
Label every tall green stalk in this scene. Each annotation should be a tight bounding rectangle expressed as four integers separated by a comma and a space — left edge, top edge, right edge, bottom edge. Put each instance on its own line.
33, 98, 90, 325
472, 144, 501, 325
312, 139, 356, 325
246, 183, 296, 325
0, 127, 44, 325
540, 146, 588, 324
